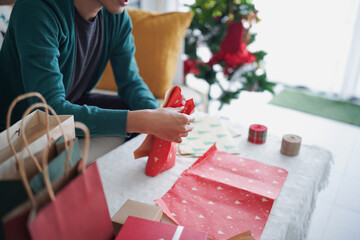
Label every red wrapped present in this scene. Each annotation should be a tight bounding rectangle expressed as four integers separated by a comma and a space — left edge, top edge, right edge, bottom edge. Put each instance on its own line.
115, 216, 208, 240
134, 86, 195, 177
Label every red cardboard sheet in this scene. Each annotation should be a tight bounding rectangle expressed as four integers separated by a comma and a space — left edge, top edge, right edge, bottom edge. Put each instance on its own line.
155, 145, 288, 240
115, 216, 208, 240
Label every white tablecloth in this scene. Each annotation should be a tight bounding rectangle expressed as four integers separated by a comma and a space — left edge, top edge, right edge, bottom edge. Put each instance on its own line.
96, 129, 332, 240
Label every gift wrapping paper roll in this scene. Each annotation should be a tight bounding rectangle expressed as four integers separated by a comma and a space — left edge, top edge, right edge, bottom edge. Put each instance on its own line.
280, 134, 302, 156
248, 124, 267, 144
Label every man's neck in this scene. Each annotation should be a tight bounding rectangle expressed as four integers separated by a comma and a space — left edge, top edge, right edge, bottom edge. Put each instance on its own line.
74, 0, 102, 21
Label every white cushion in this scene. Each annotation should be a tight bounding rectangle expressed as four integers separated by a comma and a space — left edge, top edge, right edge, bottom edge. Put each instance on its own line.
0, 6, 11, 47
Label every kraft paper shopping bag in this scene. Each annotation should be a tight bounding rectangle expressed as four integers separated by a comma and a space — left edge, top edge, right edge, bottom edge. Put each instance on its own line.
0, 92, 75, 171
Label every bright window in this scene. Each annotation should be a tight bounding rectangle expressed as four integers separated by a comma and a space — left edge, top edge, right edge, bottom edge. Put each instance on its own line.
178, 0, 360, 98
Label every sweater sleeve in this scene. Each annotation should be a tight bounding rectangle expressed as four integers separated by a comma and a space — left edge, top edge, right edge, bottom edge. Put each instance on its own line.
109, 10, 160, 111
13, 2, 131, 137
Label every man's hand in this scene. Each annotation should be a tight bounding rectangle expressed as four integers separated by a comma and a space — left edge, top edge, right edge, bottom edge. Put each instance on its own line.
148, 107, 195, 143
126, 108, 195, 143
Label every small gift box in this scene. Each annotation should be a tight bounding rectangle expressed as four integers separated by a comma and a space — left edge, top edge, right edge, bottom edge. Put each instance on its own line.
227, 230, 255, 240
111, 199, 163, 235
115, 216, 208, 240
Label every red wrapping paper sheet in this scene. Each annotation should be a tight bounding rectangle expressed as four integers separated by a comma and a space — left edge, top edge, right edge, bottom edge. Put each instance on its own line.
135, 86, 195, 177
155, 145, 288, 240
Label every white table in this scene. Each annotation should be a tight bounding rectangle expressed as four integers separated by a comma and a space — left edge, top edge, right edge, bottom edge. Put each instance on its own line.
96, 128, 332, 240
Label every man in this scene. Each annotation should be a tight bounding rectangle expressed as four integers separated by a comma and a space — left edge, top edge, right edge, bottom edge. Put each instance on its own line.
0, 0, 194, 143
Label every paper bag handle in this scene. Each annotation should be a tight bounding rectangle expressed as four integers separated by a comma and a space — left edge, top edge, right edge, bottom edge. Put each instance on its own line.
41, 121, 90, 201
17, 102, 69, 207
18, 120, 90, 206
6, 92, 49, 173
21, 102, 70, 170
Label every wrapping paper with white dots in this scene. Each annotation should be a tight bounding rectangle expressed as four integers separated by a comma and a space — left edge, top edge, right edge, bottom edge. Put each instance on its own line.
156, 145, 288, 240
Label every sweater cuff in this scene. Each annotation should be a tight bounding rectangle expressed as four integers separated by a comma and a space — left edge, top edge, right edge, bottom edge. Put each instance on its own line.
88, 109, 130, 137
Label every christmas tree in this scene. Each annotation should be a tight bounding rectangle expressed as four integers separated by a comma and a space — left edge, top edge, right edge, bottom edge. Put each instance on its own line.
184, 0, 276, 109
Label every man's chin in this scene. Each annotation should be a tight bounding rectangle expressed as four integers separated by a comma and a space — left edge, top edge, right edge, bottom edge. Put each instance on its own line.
105, 6, 125, 14
116, 7, 125, 14
117, 8, 125, 14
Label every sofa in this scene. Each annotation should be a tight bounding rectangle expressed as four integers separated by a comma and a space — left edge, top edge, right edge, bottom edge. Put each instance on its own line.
0, 6, 207, 161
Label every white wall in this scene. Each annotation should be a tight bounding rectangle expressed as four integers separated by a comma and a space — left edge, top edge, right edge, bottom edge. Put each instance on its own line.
141, 0, 179, 12
252, 0, 360, 97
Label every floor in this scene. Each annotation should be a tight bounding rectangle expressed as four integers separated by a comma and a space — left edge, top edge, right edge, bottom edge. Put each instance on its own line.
206, 89, 360, 240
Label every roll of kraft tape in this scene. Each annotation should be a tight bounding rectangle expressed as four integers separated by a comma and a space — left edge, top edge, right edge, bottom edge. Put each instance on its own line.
280, 134, 302, 156
248, 124, 267, 144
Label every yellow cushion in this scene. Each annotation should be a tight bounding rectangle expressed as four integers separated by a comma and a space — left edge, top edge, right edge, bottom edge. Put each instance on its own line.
96, 9, 194, 98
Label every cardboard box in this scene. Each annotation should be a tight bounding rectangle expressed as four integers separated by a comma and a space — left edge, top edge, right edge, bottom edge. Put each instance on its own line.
227, 230, 255, 240
115, 216, 208, 240
111, 199, 163, 235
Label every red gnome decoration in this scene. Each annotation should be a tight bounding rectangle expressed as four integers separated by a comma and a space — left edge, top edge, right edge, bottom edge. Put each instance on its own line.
134, 86, 195, 177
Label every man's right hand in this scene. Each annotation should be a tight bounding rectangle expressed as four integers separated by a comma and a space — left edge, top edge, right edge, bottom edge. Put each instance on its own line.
126, 108, 195, 143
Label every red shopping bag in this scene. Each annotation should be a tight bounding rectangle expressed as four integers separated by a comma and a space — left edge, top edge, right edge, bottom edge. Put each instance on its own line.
27, 122, 114, 240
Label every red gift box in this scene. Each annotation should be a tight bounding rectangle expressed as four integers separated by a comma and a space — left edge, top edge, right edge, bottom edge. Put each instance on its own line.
115, 216, 208, 240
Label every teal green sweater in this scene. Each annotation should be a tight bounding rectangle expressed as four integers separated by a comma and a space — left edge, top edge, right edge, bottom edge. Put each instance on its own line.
0, 0, 159, 136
